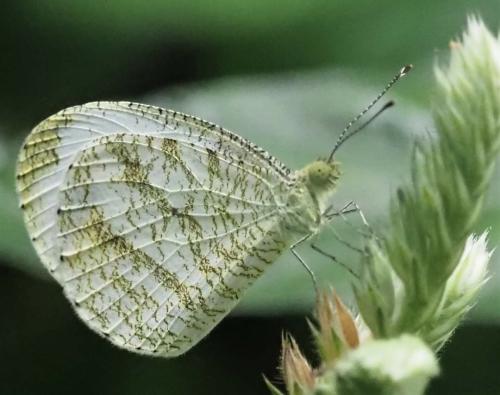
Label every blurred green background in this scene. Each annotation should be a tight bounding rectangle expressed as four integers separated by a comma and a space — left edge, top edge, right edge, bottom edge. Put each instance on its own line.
2, 1, 500, 394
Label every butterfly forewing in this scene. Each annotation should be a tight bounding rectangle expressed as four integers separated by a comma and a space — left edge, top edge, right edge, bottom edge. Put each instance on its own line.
17, 102, 297, 356
16, 101, 293, 273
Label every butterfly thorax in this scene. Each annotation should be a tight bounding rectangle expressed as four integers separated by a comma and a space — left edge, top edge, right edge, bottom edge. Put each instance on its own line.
283, 160, 341, 234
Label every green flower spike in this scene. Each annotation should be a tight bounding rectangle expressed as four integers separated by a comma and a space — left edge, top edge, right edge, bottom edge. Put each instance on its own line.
355, 16, 498, 345
269, 16, 498, 395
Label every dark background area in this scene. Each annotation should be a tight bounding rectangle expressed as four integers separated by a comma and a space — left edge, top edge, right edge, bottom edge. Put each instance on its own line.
3, 266, 500, 394
1, 1, 500, 394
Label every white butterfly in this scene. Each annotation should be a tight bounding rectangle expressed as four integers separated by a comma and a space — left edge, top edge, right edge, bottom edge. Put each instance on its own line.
16, 67, 410, 357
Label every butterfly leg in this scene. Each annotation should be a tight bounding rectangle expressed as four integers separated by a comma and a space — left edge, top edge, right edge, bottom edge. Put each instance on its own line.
317, 201, 368, 278
324, 200, 357, 218
328, 225, 364, 253
328, 201, 374, 239
310, 243, 360, 279
290, 234, 319, 294
346, 202, 373, 235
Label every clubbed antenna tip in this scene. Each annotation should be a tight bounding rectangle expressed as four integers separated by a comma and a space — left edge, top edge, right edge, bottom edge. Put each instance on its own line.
400, 64, 413, 76
327, 64, 412, 162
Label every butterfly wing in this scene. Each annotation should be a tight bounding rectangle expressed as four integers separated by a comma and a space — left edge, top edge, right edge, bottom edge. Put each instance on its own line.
17, 102, 183, 271
17, 102, 295, 356
16, 101, 293, 272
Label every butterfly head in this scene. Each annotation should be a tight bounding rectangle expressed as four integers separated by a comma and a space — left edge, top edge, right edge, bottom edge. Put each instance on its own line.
299, 160, 341, 191
308, 160, 341, 185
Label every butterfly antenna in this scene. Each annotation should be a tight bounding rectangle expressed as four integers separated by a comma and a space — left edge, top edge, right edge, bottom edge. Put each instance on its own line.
335, 100, 395, 150
327, 64, 412, 162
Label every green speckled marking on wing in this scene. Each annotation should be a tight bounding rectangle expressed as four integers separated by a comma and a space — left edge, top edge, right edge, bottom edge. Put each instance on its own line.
16, 101, 293, 273
16, 102, 181, 271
